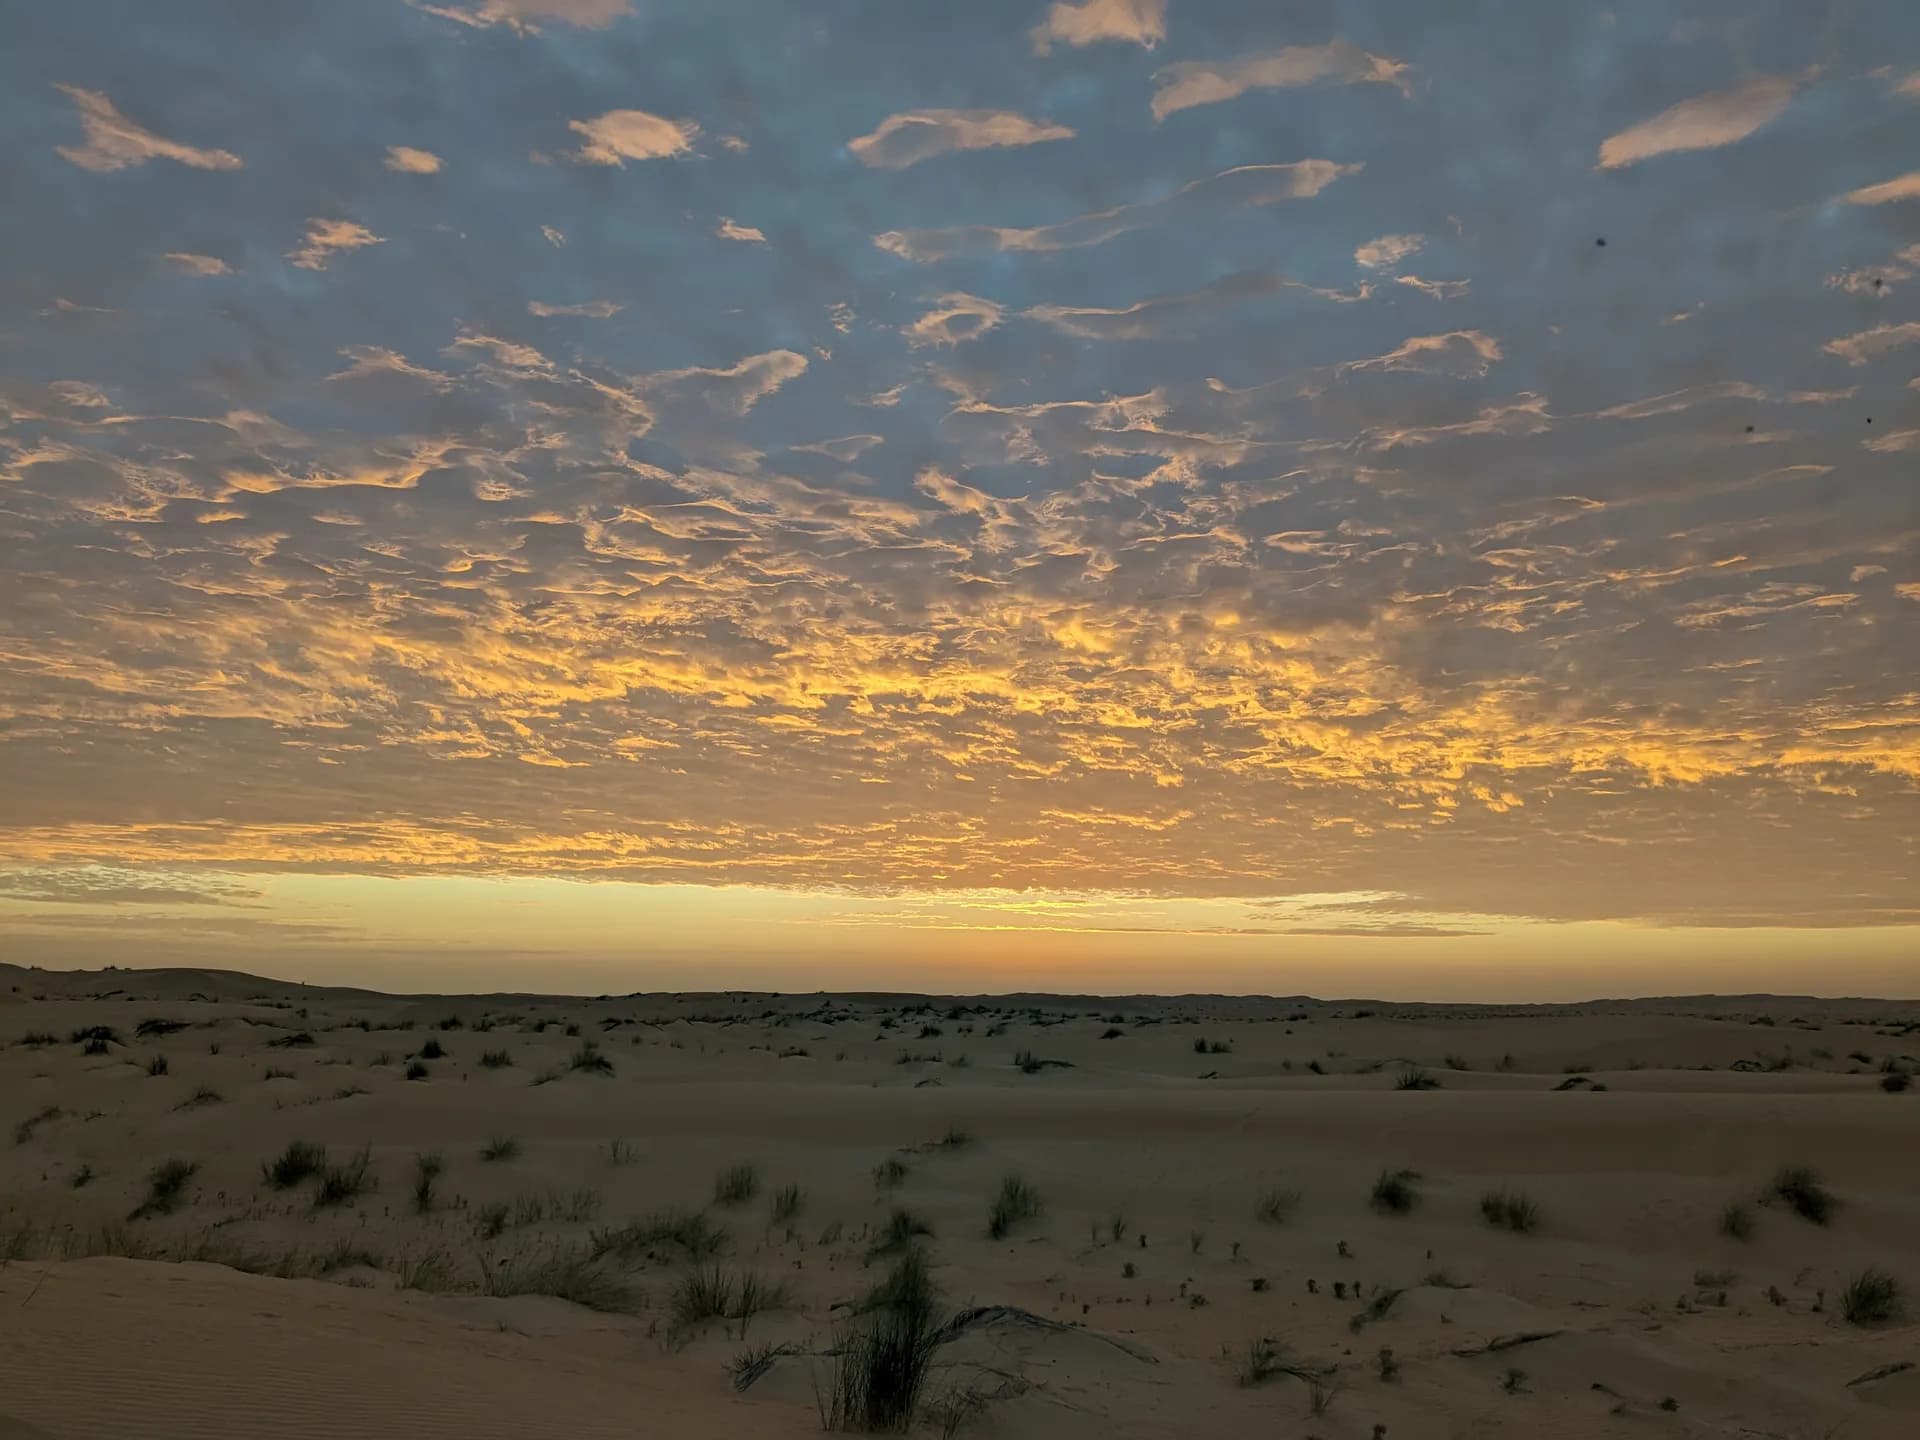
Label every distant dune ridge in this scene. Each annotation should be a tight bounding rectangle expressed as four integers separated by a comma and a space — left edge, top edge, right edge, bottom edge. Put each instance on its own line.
2, 963, 1916, 1438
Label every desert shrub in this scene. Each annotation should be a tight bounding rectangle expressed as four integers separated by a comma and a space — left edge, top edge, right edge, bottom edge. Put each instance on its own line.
1257, 1188, 1301, 1225
1769, 1166, 1837, 1225
146, 1054, 169, 1077
713, 1163, 759, 1206
136, 1018, 187, 1038
987, 1174, 1042, 1239
405, 1060, 429, 1081
1395, 1066, 1440, 1091
770, 1183, 804, 1225
486, 1244, 638, 1313
1882, 1071, 1911, 1093
417, 1038, 446, 1060
870, 1206, 933, 1256
131, 1158, 197, 1219
262, 1139, 328, 1189
1719, 1200, 1755, 1240
1100, 1027, 1124, 1039
314, 1146, 375, 1208
479, 1049, 513, 1069
935, 1127, 973, 1150
569, 1040, 614, 1075
591, 1208, 730, 1263
874, 1157, 910, 1189
174, 1085, 223, 1111
479, 1134, 520, 1162
1841, 1267, 1904, 1325
1479, 1190, 1541, 1233
1370, 1169, 1421, 1214
1013, 1049, 1043, 1074
817, 1250, 942, 1432
412, 1152, 444, 1214
14, 1105, 62, 1145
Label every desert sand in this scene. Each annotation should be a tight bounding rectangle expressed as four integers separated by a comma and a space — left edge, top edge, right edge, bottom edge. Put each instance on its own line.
2, 963, 1916, 1439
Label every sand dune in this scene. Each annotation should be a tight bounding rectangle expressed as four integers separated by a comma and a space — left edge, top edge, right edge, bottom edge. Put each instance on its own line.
3, 963, 1916, 1438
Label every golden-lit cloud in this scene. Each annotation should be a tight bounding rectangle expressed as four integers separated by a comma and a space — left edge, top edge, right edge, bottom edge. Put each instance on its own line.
164, 252, 232, 276
527, 299, 623, 317
385, 145, 443, 173
875, 160, 1358, 262
1354, 233, 1424, 269
1823, 320, 1920, 365
849, 110, 1075, 170
1342, 330, 1503, 377
414, 0, 632, 31
569, 108, 699, 165
903, 293, 1005, 347
1151, 41, 1412, 121
715, 217, 766, 243
287, 218, 384, 270
52, 85, 243, 172
1844, 171, 1920, 205
1030, 0, 1166, 56
1597, 74, 1801, 169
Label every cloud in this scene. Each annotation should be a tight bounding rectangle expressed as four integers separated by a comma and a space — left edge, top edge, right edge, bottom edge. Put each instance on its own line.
716, 217, 766, 243
385, 145, 443, 174
1024, 271, 1367, 340
1596, 74, 1800, 169
1342, 330, 1504, 378
527, 299, 623, 318
164, 252, 231, 277
1354, 233, 1424, 270
904, 293, 1005, 347
1843, 171, 1920, 206
875, 160, 1358, 262
1030, 0, 1165, 55
1395, 274, 1470, 300
1822, 320, 1920, 365
413, 0, 631, 31
849, 109, 1075, 170
541, 225, 566, 247
1151, 41, 1412, 121
287, 218, 384, 271
569, 109, 699, 165
1863, 428, 1920, 453
642, 349, 808, 413
52, 85, 243, 173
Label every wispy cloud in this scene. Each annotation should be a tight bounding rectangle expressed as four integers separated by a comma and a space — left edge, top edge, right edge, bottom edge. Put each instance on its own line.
1396, 274, 1470, 300
904, 293, 1005, 347
849, 108, 1074, 169
53, 85, 242, 172
527, 299, 623, 318
164, 252, 231, 277
1025, 271, 1367, 340
287, 219, 384, 271
1030, 0, 1165, 56
1863, 428, 1920, 453
875, 160, 1358, 262
1354, 233, 1424, 270
413, 0, 631, 32
1342, 330, 1504, 377
1823, 320, 1920, 365
1844, 171, 1920, 205
385, 145, 443, 174
715, 217, 766, 243
641, 349, 808, 413
1597, 74, 1801, 169
569, 108, 699, 165
1151, 40, 1412, 121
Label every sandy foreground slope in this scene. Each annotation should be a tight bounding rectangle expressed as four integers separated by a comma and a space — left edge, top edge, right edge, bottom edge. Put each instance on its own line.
1, 964, 1916, 1439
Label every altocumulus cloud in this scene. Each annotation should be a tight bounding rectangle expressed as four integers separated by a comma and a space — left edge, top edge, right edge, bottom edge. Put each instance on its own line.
1151, 40, 1412, 120
849, 109, 1075, 169
53, 85, 242, 172
1597, 74, 1802, 169
1030, 0, 1166, 55
569, 108, 699, 164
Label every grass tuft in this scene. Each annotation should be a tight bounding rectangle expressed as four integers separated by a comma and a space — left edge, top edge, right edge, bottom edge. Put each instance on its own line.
314, 1145, 376, 1209
986, 1174, 1042, 1240
1479, 1189, 1541, 1233
1370, 1168, 1421, 1215
130, 1157, 197, 1219
1769, 1165, 1838, 1226
262, 1139, 327, 1189
479, 1134, 520, 1163
1256, 1188, 1301, 1225
1840, 1267, 1904, 1325
817, 1249, 942, 1432
713, 1163, 759, 1207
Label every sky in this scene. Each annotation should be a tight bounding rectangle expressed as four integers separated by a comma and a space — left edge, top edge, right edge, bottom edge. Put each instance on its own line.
1, 0, 1917, 1000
